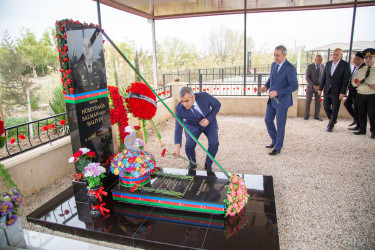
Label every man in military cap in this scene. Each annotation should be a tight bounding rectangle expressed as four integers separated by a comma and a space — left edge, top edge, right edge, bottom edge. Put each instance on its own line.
351, 48, 375, 139
73, 38, 106, 93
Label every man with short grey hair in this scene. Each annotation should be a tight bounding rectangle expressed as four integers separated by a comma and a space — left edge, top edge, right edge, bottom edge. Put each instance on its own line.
260, 45, 299, 155
319, 48, 351, 132
173, 86, 221, 172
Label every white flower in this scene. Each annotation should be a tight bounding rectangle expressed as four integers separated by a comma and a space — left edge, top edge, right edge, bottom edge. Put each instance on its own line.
125, 126, 133, 133
84, 171, 92, 177
79, 148, 90, 155
68, 157, 75, 163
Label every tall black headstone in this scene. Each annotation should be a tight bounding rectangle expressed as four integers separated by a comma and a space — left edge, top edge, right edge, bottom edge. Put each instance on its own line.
56, 21, 114, 165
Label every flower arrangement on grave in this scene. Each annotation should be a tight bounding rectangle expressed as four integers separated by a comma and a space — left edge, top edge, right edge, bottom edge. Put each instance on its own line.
84, 162, 107, 189
124, 82, 162, 143
223, 174, 249, 217
68, 147, 97, 175
0, 188, 23, 228
108, 86, 129, 149
110, 147, 156, 189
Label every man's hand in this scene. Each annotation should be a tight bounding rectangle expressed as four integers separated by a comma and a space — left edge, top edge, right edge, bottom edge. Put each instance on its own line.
339, 94, 345, 100
173, 144, 181, 159
313, 85, 319, 91
260, 86, 268, 93
370, 84, 375, 90
199, 118, 210, 127
269, 90, 278, 98
318, 91, 322, 96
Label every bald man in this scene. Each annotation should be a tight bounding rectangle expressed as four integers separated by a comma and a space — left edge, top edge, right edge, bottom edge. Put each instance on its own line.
319, 48, 351, 132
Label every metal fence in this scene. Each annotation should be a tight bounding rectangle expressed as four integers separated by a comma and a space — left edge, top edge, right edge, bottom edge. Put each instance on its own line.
186, 73, 309, 97
1, 113, 69, 160
154, 85, 172, 102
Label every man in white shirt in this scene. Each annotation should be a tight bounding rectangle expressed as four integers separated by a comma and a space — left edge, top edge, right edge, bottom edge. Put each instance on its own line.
319, 48, 351, 132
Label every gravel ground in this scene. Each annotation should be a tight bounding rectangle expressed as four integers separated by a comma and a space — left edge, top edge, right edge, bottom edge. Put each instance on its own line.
21, 115, 375, 249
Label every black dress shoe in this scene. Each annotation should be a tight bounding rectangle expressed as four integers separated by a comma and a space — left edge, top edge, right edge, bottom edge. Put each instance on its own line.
314, 117, 323, 121
371, 134, 375, 139
269, 149, 280, 155
187, 163, 197, 170
349, 120, 356, 126
348, 126, 360, 131
266, 143, 275, 148
304, 115, 309, 120
326, 127, 333, 132
204, 164, 213, 172
354, 131, 366, 135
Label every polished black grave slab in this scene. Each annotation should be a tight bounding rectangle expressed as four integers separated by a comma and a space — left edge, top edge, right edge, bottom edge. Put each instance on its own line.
113, 169, 229, 214
27, 168, 279, 249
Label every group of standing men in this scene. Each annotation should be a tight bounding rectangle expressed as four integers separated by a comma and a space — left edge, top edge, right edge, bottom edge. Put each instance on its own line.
172, 46, 375, 173
305, 48, 375, 138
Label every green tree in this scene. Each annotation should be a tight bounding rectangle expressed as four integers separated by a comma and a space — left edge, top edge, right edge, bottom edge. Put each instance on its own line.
0, 31, 36, 119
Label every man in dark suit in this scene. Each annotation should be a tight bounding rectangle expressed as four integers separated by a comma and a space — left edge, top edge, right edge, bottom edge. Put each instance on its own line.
260, 45, 299, 155
344, 52, 364, 130
173, 87, 221, 171
73, 38, 106, 93
319, 48, 351, 132
304, 54, 324, 121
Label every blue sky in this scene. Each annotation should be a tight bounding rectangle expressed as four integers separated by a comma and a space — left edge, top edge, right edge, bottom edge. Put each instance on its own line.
0, 0, 374, 51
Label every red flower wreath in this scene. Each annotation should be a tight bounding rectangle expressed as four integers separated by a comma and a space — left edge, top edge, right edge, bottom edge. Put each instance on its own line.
108, 86, 129, 145
125, 82, 157, 120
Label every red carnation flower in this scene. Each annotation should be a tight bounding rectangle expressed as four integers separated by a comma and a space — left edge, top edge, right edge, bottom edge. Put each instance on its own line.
167, 90, 170, 93
0, 120, 4, 135
162, 91, 166, 95
161, 148, 166, 157
254, 87, 257, 92
73, 150, 83, 158
42, 125, 49, 131
60, 120, 66, 125
319, 98, 323, 102
49, 124, 55, 129
158, 93, 161, 96
86, 151, 96, 157
134, 126, 141, 130
10, 138, 16, 144
18, 135, 26, 139
69, 88, 74, 94
354, 79, 358, 84
63, 90, 67, 95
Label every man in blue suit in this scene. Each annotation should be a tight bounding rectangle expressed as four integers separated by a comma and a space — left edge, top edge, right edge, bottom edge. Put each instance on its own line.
173, 87, 221, 171
260, 45, 299, 155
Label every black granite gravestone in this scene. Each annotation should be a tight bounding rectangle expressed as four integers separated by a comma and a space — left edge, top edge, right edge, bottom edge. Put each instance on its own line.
57, 22, 114, 165
113, 172, 228, 214
56, 21, 116, 201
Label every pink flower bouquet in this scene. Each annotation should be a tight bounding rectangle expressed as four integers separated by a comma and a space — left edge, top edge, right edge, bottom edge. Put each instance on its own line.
224, 174, 249, 217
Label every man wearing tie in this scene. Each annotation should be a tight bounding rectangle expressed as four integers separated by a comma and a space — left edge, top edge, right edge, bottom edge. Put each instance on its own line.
344, 52, 364, 131
260, 45, 298, 155
351, 48, 375, 139
173, 87, 221, 171
304, 54, 324, 121
319, 48, 351, 132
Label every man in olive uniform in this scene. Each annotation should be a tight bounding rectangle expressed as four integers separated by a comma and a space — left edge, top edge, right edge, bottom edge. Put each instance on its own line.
351, 48, 375, 139
73, 38, 106, 92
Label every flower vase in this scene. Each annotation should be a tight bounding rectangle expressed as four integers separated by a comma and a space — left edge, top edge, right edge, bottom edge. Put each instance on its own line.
119, 172, 151, 190
87, 186, 102, 217
2, 219, 26, 248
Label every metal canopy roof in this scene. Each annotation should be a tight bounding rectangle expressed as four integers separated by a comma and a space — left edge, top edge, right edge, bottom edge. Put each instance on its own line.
98, 0, 375, 20
309, 41, 375, 51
